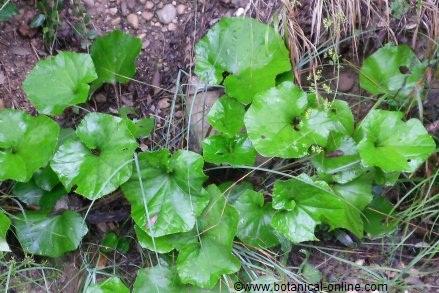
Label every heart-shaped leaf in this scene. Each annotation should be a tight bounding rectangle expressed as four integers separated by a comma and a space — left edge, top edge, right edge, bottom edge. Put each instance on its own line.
177, 185, 240, 289
133, 263, 218, 293
13, 211, 88, 257
195, 17, 291, 104
245, 82, 338, 158
207, 96, 245, 136
359, 44, 426, 100
332, 175, 373, 210
135, 224, 196, 253
13, 180, 65, 212
122, 149, 209, 237
0, 109, 60, 182
33, 166, 59, 191
364, 196, 398, 238
51, 113, 138, 199
91, 30, 142, 88
0, 212, 11, 252
202, 134, 256, 166
85, 277, 129, 293
355, 110, 436, 173
233, 189, 279, 248
312, 133, 365, 184
23, 52, 97, 115
271, 174, 363, 243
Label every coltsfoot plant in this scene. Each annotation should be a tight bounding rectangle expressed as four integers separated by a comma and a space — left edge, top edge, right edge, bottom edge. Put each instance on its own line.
0, 17, 436, 291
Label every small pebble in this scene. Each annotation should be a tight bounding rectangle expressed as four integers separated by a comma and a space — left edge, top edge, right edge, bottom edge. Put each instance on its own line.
142, 40, 150, 49
176, 4, 186, 14
145, 1, 154, 9
156, 3, 177, 24
158, 98, 170, 109
108, 7, 118, 15
168, 23, 177, 31
127, 13, 139, 29
111, 17, 121, 25
142, 11, 154, 21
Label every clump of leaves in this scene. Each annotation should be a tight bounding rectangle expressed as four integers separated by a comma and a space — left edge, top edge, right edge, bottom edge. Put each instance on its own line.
0, 109, 60, 182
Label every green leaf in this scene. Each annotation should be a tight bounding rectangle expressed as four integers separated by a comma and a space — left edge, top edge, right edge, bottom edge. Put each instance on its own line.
126, 117, 155, 139
245, 81, 337, 158
0, 0, 17, 21
33, 166, 59, 191
218, 181, 253, 204
101, 232, 119, 252
328, 100, 355, 135
133, 264, 217, 293
312, 133, 365, 184
14, 211, 88, 257
135, 224, 196, 253
271, 174, 363, 243
13, 180, 65, 212
51, 113, 138, 199
177, 185, 240, 289
355, 110, 436, 173
91, 30, 142, 88
86, 277, 129, 293
0, 109, 60, 182
207, 96, 245, 136
202, 134, 256, 166
332, 175, 373, 210
359, 44, 426, 100
233, 190, 279, 248
121, 149, 208, 237
195, 17, 291, 104
0, 212, 11, 252
23, 52, 97, 115
364, 196, 398, 238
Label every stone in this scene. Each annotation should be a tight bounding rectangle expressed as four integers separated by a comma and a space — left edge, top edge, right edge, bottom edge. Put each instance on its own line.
111, 17, 121, 25
127, 13, 139, 29
168, 23, 177, 31
142, 39, 150, 49
156, 4, 177, 24
142, 11, 154, 21
158, 98, 170, 109
145, 1, 154, 9
108, 7, 118, 15
176, 4, 186, 14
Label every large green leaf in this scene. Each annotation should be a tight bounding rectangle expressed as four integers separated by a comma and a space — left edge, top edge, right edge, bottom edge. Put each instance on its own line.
14, 211, 88, 257
177, 185, 240, 289
13, 180, 65, 212
332, 175, 373, 210
359, 44, 426, 100
23, 52, 97, 115
207, 96, 245, 136
364, 196, 398, 238
86, 277, 129, 293
271, 174, 363, 243
233, 190, 279, 248
33, 166, 59, 191
51, 113, 138, 199
0, 0, 17, 21
91, 30, 142, 88
312, 133, 365, 184
0, 212, 11, 252
133, 264, 219, 293
244, 82, 338, 158
135, 224, 196, 253
0, 109, 60, 182
195, 17, 291, 104
121, 149, 208, 237
355, 110, 436, 173
202, 134, 256, 166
